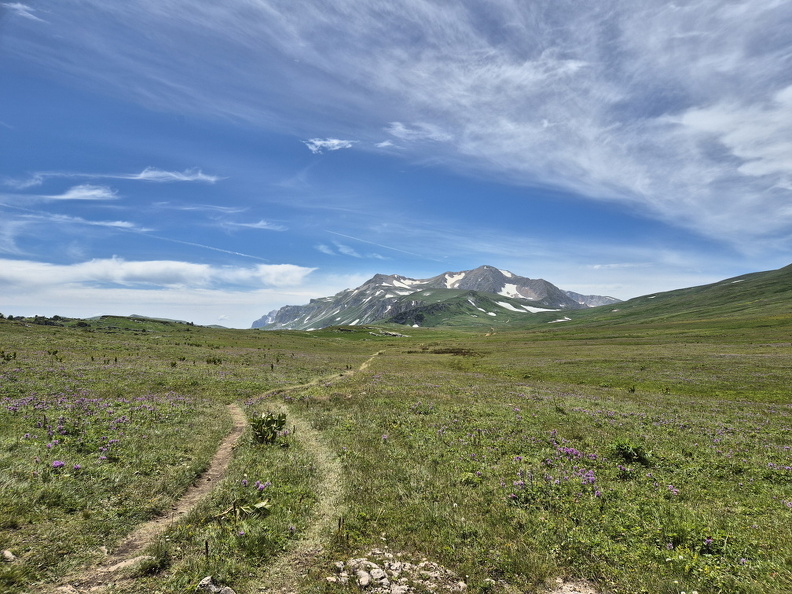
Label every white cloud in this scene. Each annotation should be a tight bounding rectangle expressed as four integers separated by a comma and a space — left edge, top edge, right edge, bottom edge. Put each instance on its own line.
227, 219, 287, 231
386, 122, 452, 143
334, 242, 361, 258
47, 214, 138, 229
0, 258, 369, 328
315, 244, 335, 256
676, 85, 792, 180
0, 257, 315, 289
2, 2, 45, 22
0, 220, 27, 255
7, 1, 792, 245
43, 184, 118, 201
302, 138, 356, 154
4, 168, 220, 189
123, 167, 221, 183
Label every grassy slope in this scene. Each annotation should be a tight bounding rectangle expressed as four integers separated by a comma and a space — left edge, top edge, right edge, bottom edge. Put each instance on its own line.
1, 264, 791, 594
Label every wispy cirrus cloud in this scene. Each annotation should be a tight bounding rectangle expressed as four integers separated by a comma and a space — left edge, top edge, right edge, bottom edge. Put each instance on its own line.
152, 202, 247, 214
4, 168, 220, 189
314, 240, 386, 260
42, 184, 118, 201
302, 138, 356, 154
385, 122, 452, 143
121, 167, 221, 183
7, 1, 792, 247
2, 2, 46, 22
226, 219, 287, 231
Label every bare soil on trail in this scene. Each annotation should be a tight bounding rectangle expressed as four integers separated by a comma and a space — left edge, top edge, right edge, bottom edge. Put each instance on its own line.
48, 403, 247, 594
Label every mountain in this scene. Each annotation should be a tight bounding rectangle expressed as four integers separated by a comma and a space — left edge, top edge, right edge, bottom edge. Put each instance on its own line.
252, 265, 620, 330
564, 291, 623, 308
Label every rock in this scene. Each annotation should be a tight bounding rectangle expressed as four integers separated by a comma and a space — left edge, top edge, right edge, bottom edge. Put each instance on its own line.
2, 550, 16, 563
357, 569, 372, 587
390, 585, 410, 594
197, 576, 237, 594
370, 567, 388, 582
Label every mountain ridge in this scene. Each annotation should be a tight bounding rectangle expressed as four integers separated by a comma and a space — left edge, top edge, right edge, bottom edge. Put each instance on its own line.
252, 265, 620, 330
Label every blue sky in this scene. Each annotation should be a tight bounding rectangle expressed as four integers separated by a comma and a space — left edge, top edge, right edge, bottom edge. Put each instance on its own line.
1, 1, 791, 328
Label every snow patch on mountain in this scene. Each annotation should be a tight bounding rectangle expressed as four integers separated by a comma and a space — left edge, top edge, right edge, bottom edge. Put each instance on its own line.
445, 272, 466, 288
496, 301, 527, 312
522, 305, 559, 313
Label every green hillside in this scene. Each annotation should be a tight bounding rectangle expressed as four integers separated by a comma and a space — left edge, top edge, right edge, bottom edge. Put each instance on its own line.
1, 265, 791, 594
380, 263, 792, 335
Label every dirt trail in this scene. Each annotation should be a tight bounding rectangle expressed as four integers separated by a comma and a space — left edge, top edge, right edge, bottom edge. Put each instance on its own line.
46, 352, 380, 593
253, 351, 382, 592
257, 403, 344, 593
49, 403, 247, 593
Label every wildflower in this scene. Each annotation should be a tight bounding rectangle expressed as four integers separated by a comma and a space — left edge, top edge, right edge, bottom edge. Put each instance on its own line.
73, 464, 81, 471
51, 460, 65, 469
382, 434, 388, 442
241, 479, 248, 487
238, 530, 245, 536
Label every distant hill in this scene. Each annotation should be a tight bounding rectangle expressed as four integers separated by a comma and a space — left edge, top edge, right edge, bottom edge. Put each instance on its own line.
252, 265, 620, 330
563, 262, 792, 328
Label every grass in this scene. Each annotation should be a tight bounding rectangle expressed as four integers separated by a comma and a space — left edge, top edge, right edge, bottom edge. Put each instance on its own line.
291, 353, 792, 593
1, 312, 791, 593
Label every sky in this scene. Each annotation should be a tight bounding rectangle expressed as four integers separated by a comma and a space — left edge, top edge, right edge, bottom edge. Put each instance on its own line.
1, 1, 791, 328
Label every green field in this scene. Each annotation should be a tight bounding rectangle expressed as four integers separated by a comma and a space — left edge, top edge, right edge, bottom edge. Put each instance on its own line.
1, 294, 791, 593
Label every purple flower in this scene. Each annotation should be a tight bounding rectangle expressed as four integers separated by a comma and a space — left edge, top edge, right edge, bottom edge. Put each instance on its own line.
73, 464, 81, 471
241, 479, 248, 487
51, 460, 65, 469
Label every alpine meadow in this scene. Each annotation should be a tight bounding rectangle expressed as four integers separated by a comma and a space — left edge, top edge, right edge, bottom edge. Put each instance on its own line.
1, 264, 791, 594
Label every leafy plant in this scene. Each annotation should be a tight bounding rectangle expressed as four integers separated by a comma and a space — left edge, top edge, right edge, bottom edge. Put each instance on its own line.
214, 499, 272, 522
250, 412, 287, 444
610, 438, 653, 466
